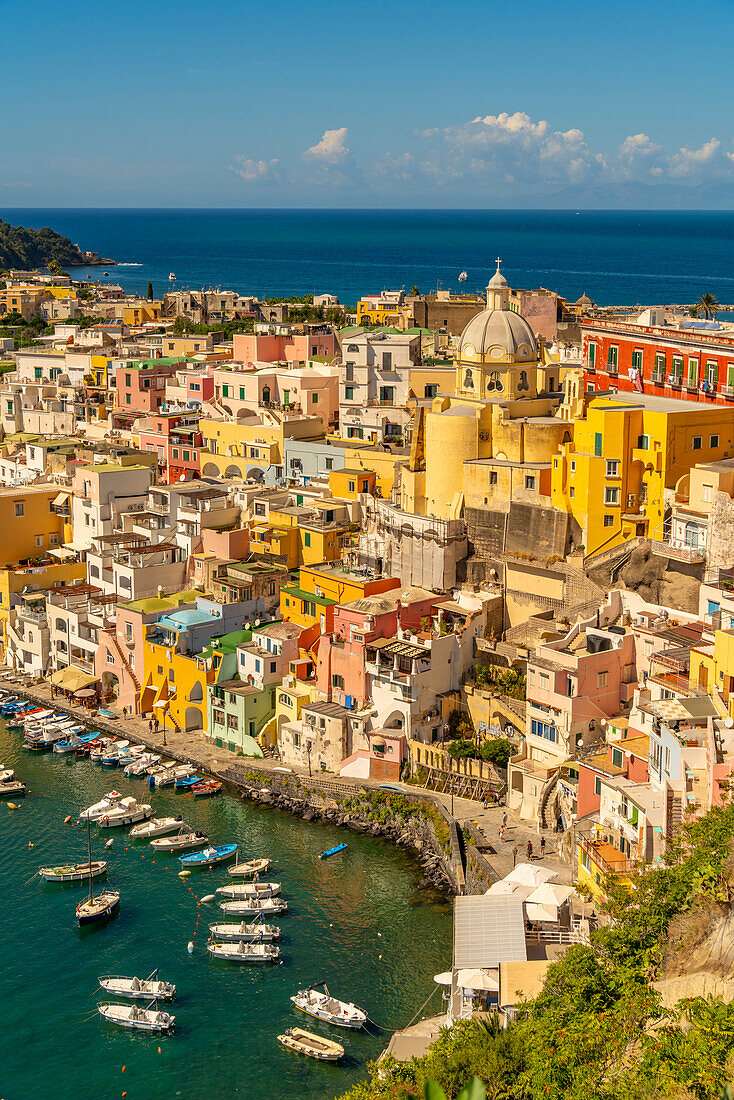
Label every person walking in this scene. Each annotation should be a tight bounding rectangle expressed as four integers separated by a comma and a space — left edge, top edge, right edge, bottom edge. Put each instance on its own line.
499, 824, 505, 842
482, 797, 487, 810
512, 845, 519, 867
502, 811, 508, 828
526, 840, 533, 861
148, 719, 153, 734
540, 836, 546, 857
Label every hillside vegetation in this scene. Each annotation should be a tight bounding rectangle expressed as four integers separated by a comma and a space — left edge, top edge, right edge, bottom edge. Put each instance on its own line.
0, 219, 89, 270
339, 802, 734, 1100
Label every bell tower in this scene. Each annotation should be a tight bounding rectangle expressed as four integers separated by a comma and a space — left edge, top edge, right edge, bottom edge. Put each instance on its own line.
486, 258, 509, 310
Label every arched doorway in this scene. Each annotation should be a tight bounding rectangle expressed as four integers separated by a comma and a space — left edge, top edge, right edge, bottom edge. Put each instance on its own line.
224, 464, 242, 478
184, 706, 203, 731
101, 671, 119, 700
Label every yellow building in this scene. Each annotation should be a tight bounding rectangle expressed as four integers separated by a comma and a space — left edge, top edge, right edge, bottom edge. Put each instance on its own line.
122, 301, 163, 326
355, 293, 405, 326
328, 468, 375, 499
280, 562, 399, 629
0, 287, 49, 321
400, 262, 568, 519
0, 558, 86, 649
199, 418, 283, 479
0, 486, 67, 564
260, 674, 318, 751
551, 393, 734, 559
577, 834, 634, 901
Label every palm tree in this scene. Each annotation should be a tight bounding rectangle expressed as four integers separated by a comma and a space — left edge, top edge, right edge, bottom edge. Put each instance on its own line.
697, 292, 720, 319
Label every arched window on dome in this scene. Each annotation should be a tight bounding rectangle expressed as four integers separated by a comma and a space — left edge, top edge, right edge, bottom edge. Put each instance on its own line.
486, 372, 503, 393
518, 370, 530, 392
463, 369, 474, 389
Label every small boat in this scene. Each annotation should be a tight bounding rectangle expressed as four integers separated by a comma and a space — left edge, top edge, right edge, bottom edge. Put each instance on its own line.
169, 272, 176, 281
80, 791, 121, 821
98, 1001, 174, 1033
54, 732, 96, 754
39, 860, 107, 883
219, 897, 287, 917
291, 981, 367, 1029
0, 768, 14, 782
98, 709, 118, 719
76, 736, 104, 758
76, 818, 120, 926
129, 816, 183, 840
458, 270, 468, 282
180, 844, 237, 869
98, 796, 153, 828
125, 753, 160, 776
0, 780, 27, 797
319, 843, 347, 860
207, 920, 280, 942
207, 940, 280, 964
99, 969, 176, 1001
192, 779, 221, 797
215, 881, 280, 899
174, 775, 202, 790
150, 829, 208, 853
77, 888, 119, 925
228, 857, 271, 878
277, 1027, 343, 1062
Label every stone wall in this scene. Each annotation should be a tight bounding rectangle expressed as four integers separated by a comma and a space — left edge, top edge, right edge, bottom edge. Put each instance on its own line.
706, 492, 734, 581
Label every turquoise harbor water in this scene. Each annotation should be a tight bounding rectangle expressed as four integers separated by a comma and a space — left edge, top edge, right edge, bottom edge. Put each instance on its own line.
0, 720, 451, 1100
3, 208, 734, 307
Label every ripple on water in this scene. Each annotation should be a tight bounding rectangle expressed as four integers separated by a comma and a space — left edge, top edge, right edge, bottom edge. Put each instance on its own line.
0, 719, 451, 1099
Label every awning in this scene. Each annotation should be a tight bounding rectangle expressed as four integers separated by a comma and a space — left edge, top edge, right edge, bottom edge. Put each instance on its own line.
49, 666, 99, 692
456, 968, 499, 992
433, 972, 452, 986
48, 547, 77, 560
52, 492, 71, 507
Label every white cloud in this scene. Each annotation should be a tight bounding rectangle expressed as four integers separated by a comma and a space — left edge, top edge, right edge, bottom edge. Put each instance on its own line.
229, 156, 280, 183
303, 127, 350, 163
669, 138, 725, 178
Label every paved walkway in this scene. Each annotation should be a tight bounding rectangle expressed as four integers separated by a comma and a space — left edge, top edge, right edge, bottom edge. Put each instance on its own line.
6, 675, 570, 886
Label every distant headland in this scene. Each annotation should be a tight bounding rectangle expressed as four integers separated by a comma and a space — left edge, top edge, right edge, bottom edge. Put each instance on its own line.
0, 218, 116, 270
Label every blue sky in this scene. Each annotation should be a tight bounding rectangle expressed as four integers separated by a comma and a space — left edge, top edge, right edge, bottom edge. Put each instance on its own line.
2, 0, 733, 207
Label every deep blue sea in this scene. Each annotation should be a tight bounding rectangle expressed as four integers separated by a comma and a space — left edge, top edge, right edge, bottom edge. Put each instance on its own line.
2, 208, 734, 307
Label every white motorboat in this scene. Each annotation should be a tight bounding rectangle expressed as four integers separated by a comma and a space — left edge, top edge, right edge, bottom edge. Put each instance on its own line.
0, 768, 14, 782
207, 921, 280, 942
98, 1002, 175, 1032
215, 881, 281, 899
99, 970, 176, 1001
207, 940, 279, 964
98, 796, 153, 828
169, 272, 176, 281
129, 816, 183, 840
151, 767, 177, 788
227, 857, 271, 878
150, 829, 208, 853
219, 897, 287, 917
290, 982, 368, 1029
80, 791, 122, 821
90, 739, 119, 762
39, 860, 107, 883
125, 753, 160, 776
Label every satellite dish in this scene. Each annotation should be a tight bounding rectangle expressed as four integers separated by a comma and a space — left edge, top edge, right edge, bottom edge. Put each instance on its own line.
726, 718, 734, 729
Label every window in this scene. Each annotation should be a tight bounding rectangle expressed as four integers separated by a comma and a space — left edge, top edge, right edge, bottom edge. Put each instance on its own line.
707, 360, 719, 386
688, 358, 699, 385
606, 460, 619, 477
612, 747, 623, 768
702, 484, 713, 503
424, 384, 438, 398
125, 394, 131, 405
692, 436, 702, 451
607, 346, 618, 367
14, 502, 24, 517
594, 776, 602, 797
172, 449, 179, 459
594, 433, 602, 457
570, 487, 575, 498
270, 661, 276, 673
348, 480, 355, 492
588, 342, 596, 368
633, 349, 645, 370
379, 386, 394, 404
125, 374, 131, 386
598, 671, 608, 687
531, 718, 556, 742
35, 535, 43, 547
168, 669, 175, 682
637, 434, 650, 450
710, 435, 719, 448
604, 487, 619, 505
107, 653, 115, 664
50, 533, 58, 547
304, 532, 311, 548
344, 385, 354, 401
325, 458, 333, 471
332, 674, 344, 689
489, 471, 498, 485
570, 460, 576, 473
671, 356, 683, 381
525, 476, 536, 490
603, 515, 614, 527
311, 393, 318, 404
539, 673, 549, 689
183, 450, 190, 461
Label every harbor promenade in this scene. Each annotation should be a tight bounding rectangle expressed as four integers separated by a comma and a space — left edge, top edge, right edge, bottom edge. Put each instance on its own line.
5, 674, 569, 888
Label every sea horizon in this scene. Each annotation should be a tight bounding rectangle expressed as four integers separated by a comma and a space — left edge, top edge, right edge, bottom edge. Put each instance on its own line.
3, 207, 734, 306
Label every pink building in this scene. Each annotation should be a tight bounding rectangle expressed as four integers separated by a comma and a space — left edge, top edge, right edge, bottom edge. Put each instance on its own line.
213, 362, 339, 430
136, 411, 203, 484
115, 359, 180, 413
233, 331, 337, 363
576, 735, 650, 819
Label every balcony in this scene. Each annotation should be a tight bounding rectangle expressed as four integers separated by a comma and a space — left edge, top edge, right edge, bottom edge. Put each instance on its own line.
721, 385, 734, 399
606, 364, 618, 377
651, 371, 666, 386
579, 835, 636, 876
650, 537, 705, 564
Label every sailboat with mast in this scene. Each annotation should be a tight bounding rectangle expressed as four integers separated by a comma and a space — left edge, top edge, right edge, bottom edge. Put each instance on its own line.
76, 815, 120, 926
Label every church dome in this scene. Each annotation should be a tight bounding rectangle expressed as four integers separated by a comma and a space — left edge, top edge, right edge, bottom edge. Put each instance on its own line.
458, 308, 537, 364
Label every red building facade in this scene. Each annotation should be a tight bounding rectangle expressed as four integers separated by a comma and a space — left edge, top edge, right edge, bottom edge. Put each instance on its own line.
582, 315, 734, 405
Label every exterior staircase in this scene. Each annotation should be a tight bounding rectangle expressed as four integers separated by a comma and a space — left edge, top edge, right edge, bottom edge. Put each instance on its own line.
107, 632, 141, 693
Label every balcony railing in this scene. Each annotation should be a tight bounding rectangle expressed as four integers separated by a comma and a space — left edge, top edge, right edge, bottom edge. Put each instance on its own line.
579, 835, 636, 875
651, 370, 666, 385
650, 537, 706, 564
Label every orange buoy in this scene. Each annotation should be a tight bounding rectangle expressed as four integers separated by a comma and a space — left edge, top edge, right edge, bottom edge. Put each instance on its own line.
158, 1046, 162, 1054
122, 1066, 126, 1073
